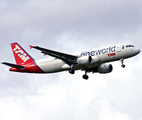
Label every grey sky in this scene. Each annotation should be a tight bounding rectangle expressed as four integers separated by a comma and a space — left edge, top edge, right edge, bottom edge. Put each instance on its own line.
0, 0, 142, 120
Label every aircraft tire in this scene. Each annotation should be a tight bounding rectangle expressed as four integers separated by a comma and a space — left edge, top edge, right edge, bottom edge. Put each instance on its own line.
69, 69, 75, 74
83, 74, 89, 80
121, 64, 125, 68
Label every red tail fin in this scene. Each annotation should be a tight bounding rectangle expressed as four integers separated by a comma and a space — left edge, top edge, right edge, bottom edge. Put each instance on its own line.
11, 43, 34, 65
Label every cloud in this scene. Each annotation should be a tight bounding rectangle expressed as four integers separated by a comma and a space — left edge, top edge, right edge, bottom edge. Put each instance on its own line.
0, 0, 142, 120
88, 97, 133, 120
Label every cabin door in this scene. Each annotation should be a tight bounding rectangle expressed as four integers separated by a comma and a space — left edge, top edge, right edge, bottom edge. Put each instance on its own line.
117, 44, 121, 52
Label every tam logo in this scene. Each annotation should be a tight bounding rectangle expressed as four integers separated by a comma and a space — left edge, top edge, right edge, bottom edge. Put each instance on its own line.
13, 45, 30, 62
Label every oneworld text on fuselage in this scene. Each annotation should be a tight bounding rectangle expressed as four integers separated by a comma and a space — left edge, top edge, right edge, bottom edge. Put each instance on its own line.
80, 46, 116, 56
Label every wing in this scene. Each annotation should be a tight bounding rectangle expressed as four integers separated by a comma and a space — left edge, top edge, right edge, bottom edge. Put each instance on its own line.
30, 45, 78, 66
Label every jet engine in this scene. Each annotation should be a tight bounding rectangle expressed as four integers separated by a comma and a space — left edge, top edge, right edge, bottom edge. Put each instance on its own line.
77, 56, 100, 65
77, 56, 91, 64
98, 64, 113, 73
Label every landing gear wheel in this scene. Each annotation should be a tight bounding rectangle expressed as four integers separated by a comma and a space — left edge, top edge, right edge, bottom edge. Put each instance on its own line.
121, 64, 125, 68
83, 74, 89, 80
69, 69, 75, 74
120, 59, 125, 68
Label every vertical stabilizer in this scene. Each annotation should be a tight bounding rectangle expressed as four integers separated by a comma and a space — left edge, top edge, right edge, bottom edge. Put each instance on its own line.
11, 43, 34, 65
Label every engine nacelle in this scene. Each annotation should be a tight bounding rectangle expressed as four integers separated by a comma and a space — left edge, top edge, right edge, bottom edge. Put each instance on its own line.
90, 56, 100, 64
98, 64, 113, 73
77, 56, 91, 64
77, 56, 100, 65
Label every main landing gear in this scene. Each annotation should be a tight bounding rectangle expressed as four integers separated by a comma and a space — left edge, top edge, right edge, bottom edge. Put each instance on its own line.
69, 64, 75, 74
121, 58, 125, 68
82, 70, 89, 80
69, 69, 75, 74
69, 69, 89, 80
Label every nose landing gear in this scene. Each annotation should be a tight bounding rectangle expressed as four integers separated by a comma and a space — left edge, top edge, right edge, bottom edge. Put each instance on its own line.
83, 74, 89, 80
121, 58, 125, 68
82, 70, 89, 80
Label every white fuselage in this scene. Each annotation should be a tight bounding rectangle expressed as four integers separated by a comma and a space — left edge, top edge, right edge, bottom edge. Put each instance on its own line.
35, 44, 140, 73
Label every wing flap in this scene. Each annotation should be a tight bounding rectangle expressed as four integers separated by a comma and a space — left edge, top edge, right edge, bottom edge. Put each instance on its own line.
2, 62, 26, 69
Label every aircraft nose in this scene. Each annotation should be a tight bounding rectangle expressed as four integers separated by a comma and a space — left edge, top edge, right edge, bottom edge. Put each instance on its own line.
136, 49, 140, 55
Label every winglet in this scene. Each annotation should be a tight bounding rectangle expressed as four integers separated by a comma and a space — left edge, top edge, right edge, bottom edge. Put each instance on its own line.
29, 45, 33, 49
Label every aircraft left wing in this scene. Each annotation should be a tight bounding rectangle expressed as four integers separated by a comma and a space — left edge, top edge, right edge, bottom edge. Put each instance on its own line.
30, 45, 78, 66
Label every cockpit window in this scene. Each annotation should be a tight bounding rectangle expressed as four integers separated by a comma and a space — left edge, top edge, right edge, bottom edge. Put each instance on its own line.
126, 45, 134, 48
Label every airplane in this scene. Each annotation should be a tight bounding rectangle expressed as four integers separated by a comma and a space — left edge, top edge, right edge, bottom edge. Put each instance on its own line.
2, 42, 140, 80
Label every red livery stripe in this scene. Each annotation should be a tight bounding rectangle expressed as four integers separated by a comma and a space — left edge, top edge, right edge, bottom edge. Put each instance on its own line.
10, 63, 43, 73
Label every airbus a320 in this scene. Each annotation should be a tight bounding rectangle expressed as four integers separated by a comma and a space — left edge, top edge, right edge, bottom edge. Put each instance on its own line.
2, 43, 140, 80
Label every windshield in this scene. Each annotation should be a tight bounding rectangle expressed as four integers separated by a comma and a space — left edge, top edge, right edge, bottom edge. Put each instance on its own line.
126, 45, 135, 48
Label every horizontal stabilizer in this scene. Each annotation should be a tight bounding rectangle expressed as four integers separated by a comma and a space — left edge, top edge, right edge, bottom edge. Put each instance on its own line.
2, 62, 26, 69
